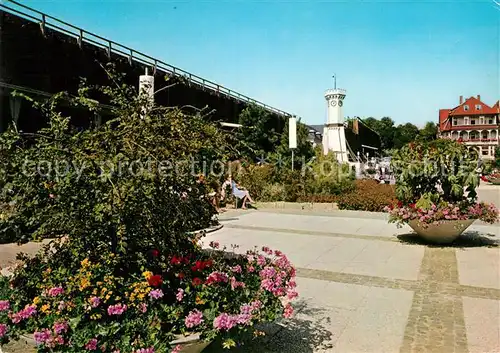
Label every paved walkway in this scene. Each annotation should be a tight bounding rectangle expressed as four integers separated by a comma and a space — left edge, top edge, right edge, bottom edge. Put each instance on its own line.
203, 209, 500, 353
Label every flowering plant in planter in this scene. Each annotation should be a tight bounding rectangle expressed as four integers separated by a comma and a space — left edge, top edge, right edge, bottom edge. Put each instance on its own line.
386, 139, 499, 231
0, 69, 298, 352
0, 239, 297, 352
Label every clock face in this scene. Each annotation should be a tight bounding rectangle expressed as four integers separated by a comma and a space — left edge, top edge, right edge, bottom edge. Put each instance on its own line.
330, 100, 337, 107
338, 100, 343, 107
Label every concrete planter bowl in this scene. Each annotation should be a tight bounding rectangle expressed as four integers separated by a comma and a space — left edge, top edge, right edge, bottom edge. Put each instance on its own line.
408, 219, 475, 244
0, 333, 210, 353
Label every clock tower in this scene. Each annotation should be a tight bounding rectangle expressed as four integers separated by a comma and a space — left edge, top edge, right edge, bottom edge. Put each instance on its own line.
322, 87, 349, 162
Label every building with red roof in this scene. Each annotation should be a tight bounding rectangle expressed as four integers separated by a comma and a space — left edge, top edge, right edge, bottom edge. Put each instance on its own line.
438, 95, 499, 160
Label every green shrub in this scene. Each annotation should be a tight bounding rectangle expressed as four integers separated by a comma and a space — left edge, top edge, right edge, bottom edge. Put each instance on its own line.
260, 183, 287, 202
336, 180, 397, 212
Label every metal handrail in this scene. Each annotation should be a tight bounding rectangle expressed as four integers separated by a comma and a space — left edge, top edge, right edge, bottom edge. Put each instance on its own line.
1, 0, 292, 117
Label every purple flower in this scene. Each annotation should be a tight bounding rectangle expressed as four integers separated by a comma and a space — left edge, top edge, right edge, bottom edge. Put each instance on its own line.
231, 265, 242, 273
90, 296, 101, 308
0, 324, 7, 338
185, 309, 204, 328
10, 304, 37, 323
148, 289, 164, 300
107, 303, 127, 316
0, 300, 10, 312
176, 288, 184, 302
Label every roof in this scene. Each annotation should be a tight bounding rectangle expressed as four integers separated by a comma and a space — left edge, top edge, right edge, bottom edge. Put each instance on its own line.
449, 96, 497, 116
439, 109, 451, 132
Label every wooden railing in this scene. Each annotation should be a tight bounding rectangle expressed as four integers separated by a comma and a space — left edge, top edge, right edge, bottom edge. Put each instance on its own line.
1, 0, 292, 117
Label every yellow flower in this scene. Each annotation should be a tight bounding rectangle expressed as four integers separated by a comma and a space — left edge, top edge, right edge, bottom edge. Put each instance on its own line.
41, 304, 50, 313
32, 297, 41, 305
81, 258, 90, 268
79, 278, 90, 290
195, 296, 206, 305
142, 271, 153, 280
90, 313, 102, 320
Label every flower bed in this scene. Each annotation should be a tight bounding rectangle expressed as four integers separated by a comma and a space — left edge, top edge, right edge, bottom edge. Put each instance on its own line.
0, 241, 297, 352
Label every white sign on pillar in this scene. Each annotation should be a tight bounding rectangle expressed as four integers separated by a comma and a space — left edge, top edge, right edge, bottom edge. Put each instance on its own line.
289, 116, 297, 149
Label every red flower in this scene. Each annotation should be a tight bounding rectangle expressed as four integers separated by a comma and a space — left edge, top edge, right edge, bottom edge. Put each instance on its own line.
151, 249, 160, 257
147, 275, 163, 287
409, 203, 416, 209
192, 277, 202, 286
397, 201, 403, 208
191, 260, 213, 272
170, 256, 182, 265
178, 272, 185, 279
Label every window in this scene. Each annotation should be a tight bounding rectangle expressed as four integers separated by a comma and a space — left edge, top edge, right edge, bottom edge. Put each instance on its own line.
471, 119, 476, 125
452, 119, 457, 126
464, 105, 469, 111
488, 119, 494, 124
476, 104, 481, 110
482, 149, 489, 156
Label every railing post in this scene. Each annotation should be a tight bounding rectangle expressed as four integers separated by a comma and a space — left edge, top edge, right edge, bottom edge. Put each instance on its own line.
153, 60, 157, 75
39, 14, 46, 36
107, 41, 112, 59
128, 49, 133, 65
77, 29, 83, 48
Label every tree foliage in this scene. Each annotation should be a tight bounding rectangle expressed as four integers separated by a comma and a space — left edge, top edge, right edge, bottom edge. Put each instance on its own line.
0, 66, 228, 258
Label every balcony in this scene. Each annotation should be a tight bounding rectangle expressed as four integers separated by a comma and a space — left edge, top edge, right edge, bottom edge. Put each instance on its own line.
456, 138, 499, 144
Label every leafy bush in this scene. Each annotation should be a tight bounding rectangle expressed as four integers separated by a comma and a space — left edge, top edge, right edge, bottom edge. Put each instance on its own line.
336, 180, 397, 212
387, 139, 499, 226
260, 184, 287, 202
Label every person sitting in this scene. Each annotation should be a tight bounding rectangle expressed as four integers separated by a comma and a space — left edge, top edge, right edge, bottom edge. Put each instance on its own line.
224, 176, 254, 209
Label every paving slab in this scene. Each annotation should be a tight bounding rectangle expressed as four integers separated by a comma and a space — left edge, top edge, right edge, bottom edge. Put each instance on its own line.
463, 296, 500, 353
456, 247, 500, 290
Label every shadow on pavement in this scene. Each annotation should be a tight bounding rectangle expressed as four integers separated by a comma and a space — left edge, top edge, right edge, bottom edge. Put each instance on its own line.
204, 299, 334, 352
396, 231, 499, 248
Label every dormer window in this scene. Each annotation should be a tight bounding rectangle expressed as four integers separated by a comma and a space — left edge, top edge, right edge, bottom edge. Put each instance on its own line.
475, 104, 481, 110
463, 105, 469, 111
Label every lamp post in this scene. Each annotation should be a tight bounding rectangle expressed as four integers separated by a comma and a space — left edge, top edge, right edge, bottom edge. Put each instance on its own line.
289, 116, 297, 170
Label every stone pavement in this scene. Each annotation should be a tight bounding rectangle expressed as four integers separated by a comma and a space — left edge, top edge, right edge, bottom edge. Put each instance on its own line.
203, 209, 500, 353
477, 184, 500, 209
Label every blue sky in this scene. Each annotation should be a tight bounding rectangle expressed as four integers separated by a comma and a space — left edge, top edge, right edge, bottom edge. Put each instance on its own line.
13, 0, 500, 126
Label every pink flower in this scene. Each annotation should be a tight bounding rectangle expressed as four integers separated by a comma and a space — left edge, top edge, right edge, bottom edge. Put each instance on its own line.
0, 324, 7, 338
283, 303, 294, 318
90, 296, 101, 308
85, 338, 98, 351
34, 329, 52, 344
176, 288, 184, 302
206, 271, 229, 285
213, 313, 237, 331
257, 256, 266, 266
0, 300, 10, 311
172, 345, 182, 353
107, 303, 127, 316
231, 265, 242, 273
47, 287, 64, 297
185, 309, 204, 328
230, 276, 245, 290
247, 265, 255, 273
53, 320, 69, 334
148, 289, 164, 299
10, 304, 37, 323
287, 289, 299, 300
138, 303, 148, 313
135, 348, 155, 353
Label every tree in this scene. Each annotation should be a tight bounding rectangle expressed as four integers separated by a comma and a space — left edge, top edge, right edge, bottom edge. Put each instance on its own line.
235, 105, 283, 162
418, 122, 438, 142
393, 123, 419, 149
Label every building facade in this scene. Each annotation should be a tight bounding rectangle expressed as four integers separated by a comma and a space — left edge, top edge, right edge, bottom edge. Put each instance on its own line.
438, 95, 500, 160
